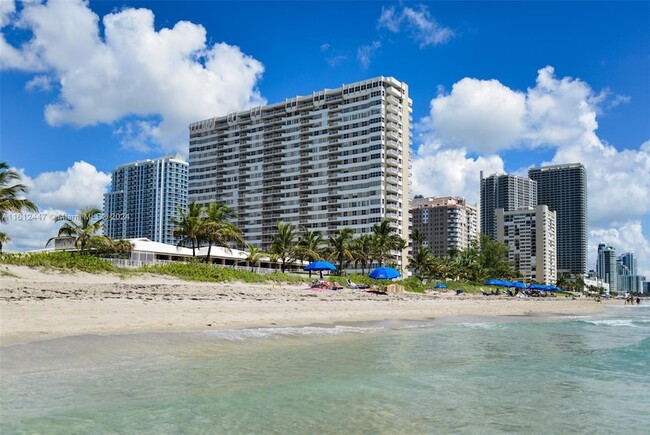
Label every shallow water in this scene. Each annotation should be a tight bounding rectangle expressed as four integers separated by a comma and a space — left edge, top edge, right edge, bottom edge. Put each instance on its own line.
1, 306, 648, 434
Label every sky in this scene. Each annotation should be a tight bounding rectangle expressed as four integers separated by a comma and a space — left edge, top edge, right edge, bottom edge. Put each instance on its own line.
1, 0, 649, 277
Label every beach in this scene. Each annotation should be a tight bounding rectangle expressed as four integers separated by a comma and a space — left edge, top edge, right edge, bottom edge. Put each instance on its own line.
0, 265, 608, 345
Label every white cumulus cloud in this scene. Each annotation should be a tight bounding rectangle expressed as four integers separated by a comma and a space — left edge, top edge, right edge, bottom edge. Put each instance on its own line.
2, 161, 111, 252
414, 66, 650, 275
429, 78, 527, 153
21, 161, 111, 211
1, 0, 265, 153
412, 146, 504, 203
378, 4, 454, 48
2, 208, 66, 252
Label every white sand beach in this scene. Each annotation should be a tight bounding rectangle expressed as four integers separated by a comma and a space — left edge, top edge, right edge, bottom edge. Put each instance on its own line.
0, 265, 608, 345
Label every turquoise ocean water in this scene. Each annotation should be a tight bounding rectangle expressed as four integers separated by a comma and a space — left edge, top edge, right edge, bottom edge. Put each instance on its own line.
1, 305, 648, 434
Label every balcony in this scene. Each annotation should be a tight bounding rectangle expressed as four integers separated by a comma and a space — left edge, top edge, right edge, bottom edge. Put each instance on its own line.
386, 104, 400, 114
386, 131, 400, 140
386, 122, 400, 132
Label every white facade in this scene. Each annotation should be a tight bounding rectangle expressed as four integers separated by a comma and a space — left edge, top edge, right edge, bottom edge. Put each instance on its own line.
104, 155, 188, 245
188, 77, 411, 267
496, 205, 557, 284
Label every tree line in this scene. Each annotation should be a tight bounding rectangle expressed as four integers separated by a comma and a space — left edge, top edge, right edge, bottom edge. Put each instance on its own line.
2, 161, 517, 282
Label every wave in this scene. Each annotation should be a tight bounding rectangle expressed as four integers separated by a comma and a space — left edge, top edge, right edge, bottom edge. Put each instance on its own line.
203, 325, 384, 341
577, 319, 650, 328
457, 322, 507, 330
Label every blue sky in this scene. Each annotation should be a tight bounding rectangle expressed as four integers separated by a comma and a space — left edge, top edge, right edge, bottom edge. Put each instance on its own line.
1, 0, 649, 276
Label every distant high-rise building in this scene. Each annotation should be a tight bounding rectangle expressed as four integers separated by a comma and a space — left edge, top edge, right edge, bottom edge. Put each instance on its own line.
410, 196, 478, 256
188, 77, 412, 267
596, 244, 617, 291
529, 163, 587, 276
480, 173, 537, 240
104, 155, 188, 245
496, 205, 557, 284
618, 252, 642, 294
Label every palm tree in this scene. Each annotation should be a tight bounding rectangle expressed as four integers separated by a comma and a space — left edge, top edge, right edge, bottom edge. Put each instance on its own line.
327, 228, 354, 273
296, 228, 324, 263
172, 202, 204, 257
0, 162, 38, 222
203, 202, 243, 262
0, 231, 10, 253
350, 233, 373, 274
270, 222, 298, 273
245, 244, 264, 272
409, 246, 433, 281
46, 207, 108, 253
371, 219, 405, 266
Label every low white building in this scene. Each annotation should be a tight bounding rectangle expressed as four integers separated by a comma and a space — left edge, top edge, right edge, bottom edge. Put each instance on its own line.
114, 238, 302, 272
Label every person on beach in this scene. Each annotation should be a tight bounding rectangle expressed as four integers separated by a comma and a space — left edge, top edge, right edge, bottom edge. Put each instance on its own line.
347, 279, 369, 290
636, 297, 641, 305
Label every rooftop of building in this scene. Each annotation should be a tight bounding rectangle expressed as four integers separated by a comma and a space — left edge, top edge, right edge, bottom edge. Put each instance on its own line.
410, 196, 476, 208
529, 162, 585, 171
190, 76, 410, 128
114, 154, 187, 170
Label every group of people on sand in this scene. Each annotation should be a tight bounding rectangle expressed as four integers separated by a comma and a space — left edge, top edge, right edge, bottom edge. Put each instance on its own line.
310, 280, 344, 290
624, 295, 641, 305
310, 279, 370, 291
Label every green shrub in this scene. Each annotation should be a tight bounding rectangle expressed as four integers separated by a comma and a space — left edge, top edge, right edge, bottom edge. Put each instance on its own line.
0, 252, 116, 273
140, 262, 310, 285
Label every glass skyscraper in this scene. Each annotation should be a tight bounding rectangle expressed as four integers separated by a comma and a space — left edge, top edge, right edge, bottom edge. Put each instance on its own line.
479, 173, 537, 241
596, 243, 617, 291
104, 155, 188, 245
529, 163, 587, 276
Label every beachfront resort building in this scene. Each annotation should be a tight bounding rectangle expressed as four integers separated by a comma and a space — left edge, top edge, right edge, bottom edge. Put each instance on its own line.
410, 196, 479, 256
104, 155, 188, 245
529, 163, 587, 277
480, 173, 537, 241
188, 77, 412, 267
496, 205, 557, 284
596, 243, 617, 292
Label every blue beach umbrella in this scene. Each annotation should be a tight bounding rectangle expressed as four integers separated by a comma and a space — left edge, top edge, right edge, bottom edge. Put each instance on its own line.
369, 266, 400, 280
485, 279, 501, 286
304, 260, 336, 272
304, 260, 336, 279
434, 283, 447, 289
512, 282, 527, 290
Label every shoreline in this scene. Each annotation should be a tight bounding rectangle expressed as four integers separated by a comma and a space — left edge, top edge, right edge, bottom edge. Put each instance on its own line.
0, 265, 609, 346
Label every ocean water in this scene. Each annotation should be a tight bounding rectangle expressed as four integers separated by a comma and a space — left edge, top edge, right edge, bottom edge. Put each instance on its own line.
1, 306, 648, 434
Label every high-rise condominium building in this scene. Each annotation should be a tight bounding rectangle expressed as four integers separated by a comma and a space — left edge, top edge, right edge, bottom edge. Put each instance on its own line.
618, 252, 642, 294
529, 163, 587, 276
188, 77, 411, 266
596, 243, 617, 291
410, 196, 478, 257
480, 173, 537, 240
496, 205, 557, 284
104, 155, 188, 245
